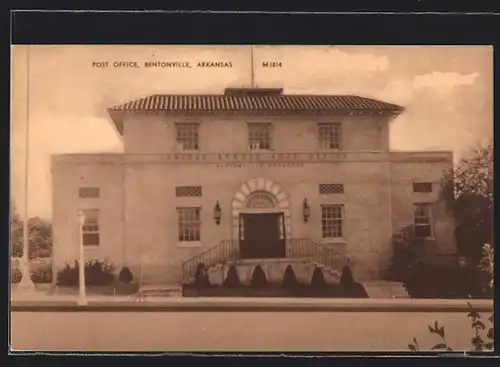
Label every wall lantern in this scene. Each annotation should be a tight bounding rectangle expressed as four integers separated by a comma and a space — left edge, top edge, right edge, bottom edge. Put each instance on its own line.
303, 198, 311, 223
214, 201, 222, 225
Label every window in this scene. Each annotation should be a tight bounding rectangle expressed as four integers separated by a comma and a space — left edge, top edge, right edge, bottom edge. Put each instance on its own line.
318, 123, 342, 149
413, 182, 433, 193
175, 123, 199, 150
247, 192, 275, 209
176, 186, 202, 197
248, 123, 272, 150
319, 183, 344, 194
414, 203, 433, 238
321, 205, 343, 238
178, 207, 201, 242
79, 187, 100, 198
82, 209, 100, 246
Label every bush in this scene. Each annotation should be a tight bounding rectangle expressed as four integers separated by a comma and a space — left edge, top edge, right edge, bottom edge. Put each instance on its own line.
57, 259, 116, 287
31, 265, 53, 283
404, 261, 487, 299
11, 268, 22, 283
223, 266, 241, 288
386, 225, 425, 281
118, 267, 133, 284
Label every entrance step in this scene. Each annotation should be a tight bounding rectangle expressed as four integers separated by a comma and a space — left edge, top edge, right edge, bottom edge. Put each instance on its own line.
361, 281, 410, 299
136, 284, 183, 299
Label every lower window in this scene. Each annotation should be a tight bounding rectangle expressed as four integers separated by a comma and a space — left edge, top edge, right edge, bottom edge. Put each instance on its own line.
178, 207, 201, 242
414, 203, 433, 238
82, 209, 100, 246
321, 204, 343, 238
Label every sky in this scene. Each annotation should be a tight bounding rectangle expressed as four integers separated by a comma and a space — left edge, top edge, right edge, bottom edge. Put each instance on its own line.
11, 45, 493, 219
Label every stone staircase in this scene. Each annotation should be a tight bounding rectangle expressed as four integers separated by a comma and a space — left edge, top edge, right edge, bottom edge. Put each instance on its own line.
361, 281, 410, 299
206, 257, 344, 286
134, 263, 182, 300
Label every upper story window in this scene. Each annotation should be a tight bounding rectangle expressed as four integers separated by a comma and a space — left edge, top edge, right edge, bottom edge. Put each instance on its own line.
82, 209, 100, 246
413, 182, 433, 193
175, 123, 199, 150
318, 122, 342, 150
248, 123, 272, 150
79, 187, 100, 198
321, 204, 344, 239
414, 203, 433, 238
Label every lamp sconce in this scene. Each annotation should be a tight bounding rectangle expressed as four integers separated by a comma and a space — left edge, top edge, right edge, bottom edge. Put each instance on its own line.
214, 201, 222, 226
302, 198, 311, 223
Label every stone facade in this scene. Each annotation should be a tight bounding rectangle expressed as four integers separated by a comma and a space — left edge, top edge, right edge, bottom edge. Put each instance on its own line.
51, 92, 456, 284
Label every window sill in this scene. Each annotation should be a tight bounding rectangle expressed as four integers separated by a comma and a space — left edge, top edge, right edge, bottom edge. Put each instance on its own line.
320, 238, 347, 245
416, 236, 436, 242
177, 241, 203, 248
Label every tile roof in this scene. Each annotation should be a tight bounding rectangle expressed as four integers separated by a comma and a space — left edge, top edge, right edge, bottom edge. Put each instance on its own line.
107, 89, 404, 135
109, 94, 403, 114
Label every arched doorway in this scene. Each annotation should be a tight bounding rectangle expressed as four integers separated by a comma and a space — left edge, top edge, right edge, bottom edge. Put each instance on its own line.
232, 177, 291, 259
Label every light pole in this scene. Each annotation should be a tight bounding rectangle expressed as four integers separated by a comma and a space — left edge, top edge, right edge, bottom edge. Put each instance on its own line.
17, 46, 35, 291
77, 210, 87, 306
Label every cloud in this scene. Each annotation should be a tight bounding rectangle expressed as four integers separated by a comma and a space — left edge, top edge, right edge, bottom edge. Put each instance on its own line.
413, 72, 479, 92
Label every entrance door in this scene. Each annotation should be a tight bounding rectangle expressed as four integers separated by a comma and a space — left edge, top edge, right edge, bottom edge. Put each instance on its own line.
239, 212, 286, 259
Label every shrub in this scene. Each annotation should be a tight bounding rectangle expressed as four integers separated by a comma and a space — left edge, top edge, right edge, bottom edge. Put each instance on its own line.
386, 225, 425, 281
404, 261, 486, 299
57, 259, 116, 286
250, 266, 267, 289
223, 266, 241, 288
11, 268, 22, 283
31, 265, 53, 283
118, 266, 133, 284
311, 267, 327, 288
281, 265, 299, 289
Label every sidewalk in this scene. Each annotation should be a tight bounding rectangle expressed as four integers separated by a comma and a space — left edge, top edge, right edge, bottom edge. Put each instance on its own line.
10, 287, 494, 312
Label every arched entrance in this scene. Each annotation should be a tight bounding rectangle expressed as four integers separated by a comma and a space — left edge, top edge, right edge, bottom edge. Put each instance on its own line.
231, 177, 291, 259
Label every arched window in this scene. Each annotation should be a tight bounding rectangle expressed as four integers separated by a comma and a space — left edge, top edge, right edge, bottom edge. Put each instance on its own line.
246, 192, 275, 209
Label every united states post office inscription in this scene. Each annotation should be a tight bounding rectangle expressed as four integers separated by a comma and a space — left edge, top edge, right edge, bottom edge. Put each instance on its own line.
216, 163, 304, 168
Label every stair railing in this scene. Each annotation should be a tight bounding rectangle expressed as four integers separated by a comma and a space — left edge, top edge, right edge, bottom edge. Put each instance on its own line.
181, 239, 239, 284
287, 238, 350, 274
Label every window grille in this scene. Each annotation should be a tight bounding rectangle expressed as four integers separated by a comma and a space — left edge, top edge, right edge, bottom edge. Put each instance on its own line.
175, 186, 202, 197
413, 182, 433, 193
319, 183, 344, 194
78, 187, 100, 198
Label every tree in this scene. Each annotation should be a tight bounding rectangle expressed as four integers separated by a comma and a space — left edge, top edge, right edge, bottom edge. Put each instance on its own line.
10, 200, 53, 259
441, 139, 493, 266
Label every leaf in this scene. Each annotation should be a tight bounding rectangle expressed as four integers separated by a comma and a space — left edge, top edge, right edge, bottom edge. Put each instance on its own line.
487, 328, 493, 340
432, 343, 448, 350
428, 325, 435, 333
408, 344, 417, 352
436, 326, 445, 339
484, 342, 493, 350
488, 314, 493, 323
471, 320, 486, 330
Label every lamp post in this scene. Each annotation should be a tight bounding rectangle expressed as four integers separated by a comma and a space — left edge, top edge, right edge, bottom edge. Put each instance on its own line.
214, 201, 222, 226
303, 198, 311, 223
17, 46, 35, 291
77, 210, 87, 306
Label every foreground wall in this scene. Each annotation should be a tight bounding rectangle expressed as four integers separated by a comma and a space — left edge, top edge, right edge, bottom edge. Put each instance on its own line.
11, 300, 492, 352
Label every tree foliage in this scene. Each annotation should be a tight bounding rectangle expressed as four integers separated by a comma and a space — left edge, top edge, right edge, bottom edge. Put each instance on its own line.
10, 201, 52, 258
441, 139, 493, 265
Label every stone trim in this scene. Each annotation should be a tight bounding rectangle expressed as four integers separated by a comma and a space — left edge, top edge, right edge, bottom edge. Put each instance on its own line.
231, 177, 292, 241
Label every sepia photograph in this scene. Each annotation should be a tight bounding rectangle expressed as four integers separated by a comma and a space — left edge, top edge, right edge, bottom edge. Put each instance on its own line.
10, 45, 493, 352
